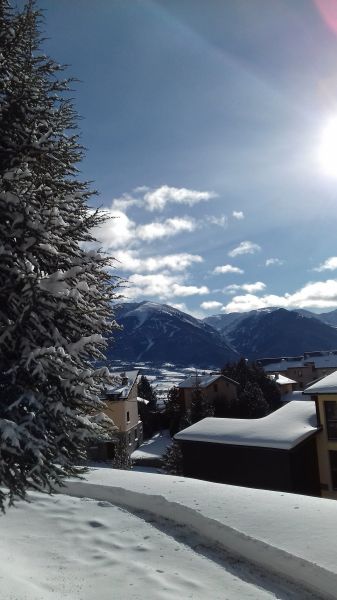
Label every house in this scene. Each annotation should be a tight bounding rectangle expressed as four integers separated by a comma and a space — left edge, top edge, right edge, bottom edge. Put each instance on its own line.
269, 373, 297, 395
178, 373, 239, 416
303, 370, 337, 498
258, 351, 337, 389
103, 370, 143, 452
175, 401, 320, 496
89, 370, 143, 460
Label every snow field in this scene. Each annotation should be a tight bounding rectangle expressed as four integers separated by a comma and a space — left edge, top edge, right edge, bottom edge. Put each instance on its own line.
64, 469, 337, 600
1, 492, 318, 600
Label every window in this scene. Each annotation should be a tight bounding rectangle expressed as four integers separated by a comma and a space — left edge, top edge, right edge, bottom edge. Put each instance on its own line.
128, 433, 132, 445
213, 384, 218, 392
126, 411, 130, 423
324, 401, 337, 440
330, 451, 337, 489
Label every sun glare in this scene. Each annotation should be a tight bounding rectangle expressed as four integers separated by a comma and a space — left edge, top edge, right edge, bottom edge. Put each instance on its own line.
318, 116, 337, 177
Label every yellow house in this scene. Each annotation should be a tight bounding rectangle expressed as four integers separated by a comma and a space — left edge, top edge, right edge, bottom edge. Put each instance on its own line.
103, 370, 143, 454
178, 373, 239, 416
304, 371, 337, 498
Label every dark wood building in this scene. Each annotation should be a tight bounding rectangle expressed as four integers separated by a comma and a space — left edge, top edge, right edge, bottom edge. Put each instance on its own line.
175, 401, 320, 496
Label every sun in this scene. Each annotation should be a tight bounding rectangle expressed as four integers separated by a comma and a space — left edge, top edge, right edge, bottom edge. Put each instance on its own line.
318, 116, 337, 177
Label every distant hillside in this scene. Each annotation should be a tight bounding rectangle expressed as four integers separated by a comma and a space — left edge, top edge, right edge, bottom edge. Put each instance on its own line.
108, 301, 238, 368
227, 308, 337, 359
316, 309, 337, 327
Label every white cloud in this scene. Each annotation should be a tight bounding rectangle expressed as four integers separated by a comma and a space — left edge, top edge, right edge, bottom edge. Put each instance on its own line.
91, 210, 135, 250
232, 211, 244, 220
200, 301, 224, 311
314, 257, 337, 272
143, 185, 217, 211
224, 282, 266, 294
170, 302, 189, 312
213, 264, 244, 275
207, 215, 228, 227
265, 258, 284, 267
115, 250, 203, 273
228, 240, 261, 257
92, 211, 196, 249
126, 273, 209, 300
222, 278, 337, 313
111, 194, 141, 212
137, 217, 196, 241
173, 284, 209, 297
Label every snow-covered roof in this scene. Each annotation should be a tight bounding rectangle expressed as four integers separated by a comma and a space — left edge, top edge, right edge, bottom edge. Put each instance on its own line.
179, 373, 239, 389
261, 351, 337, 373
263, 360, 303, 372
104, 370, 139, 400
269, 374, 297, 385
175, 401, 317, 450
309, 353, 337, 369
303, 370, 337, 395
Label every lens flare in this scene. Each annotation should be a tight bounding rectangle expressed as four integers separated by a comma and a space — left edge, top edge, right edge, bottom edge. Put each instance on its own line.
318, 116, 337, 177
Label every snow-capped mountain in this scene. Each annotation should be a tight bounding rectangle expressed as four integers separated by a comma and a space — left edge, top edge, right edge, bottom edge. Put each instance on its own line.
108, 301, 238, 368
204, 307, 279, 336
226, 308, 337, 359
107, 302, 337, 366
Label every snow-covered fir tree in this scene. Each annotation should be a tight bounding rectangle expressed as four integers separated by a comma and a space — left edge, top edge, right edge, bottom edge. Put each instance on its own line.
0, 0, 120, 509
163, 441, 184, 476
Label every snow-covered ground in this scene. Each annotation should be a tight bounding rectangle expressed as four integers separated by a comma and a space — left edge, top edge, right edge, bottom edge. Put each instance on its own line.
1, 469, 336, 599
131, 429, 171, 465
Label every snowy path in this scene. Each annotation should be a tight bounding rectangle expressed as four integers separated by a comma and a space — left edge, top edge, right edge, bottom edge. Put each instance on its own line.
0, 492, 321, 600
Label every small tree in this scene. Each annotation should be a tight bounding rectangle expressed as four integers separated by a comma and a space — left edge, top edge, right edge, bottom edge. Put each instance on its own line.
138, 375, 157, 410
162, 441, 184, 476
164, 386, 186, 436
0, 1, 120, 509
190, 386, 214, 424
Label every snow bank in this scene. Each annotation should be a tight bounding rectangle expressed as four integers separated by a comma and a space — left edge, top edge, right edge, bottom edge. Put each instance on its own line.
64, 469, 337, 600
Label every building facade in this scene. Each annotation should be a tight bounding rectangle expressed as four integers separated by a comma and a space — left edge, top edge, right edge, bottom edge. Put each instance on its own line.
259, 351, 337, 389
178, 373, 239, 416
304, 371, 337, 499
89, 370, 143, 460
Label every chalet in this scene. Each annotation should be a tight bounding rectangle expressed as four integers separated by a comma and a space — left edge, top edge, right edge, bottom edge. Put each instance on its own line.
178, 373, 239, 416
304, 371, 337, 498
175, 401, 320, 496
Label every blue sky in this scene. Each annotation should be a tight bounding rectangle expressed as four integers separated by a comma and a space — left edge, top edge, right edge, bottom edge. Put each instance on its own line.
34, 0, 337, 315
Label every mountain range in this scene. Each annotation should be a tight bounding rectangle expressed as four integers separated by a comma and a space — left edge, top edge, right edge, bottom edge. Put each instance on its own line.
108, 301, 238, 368
108, 301, 337, 368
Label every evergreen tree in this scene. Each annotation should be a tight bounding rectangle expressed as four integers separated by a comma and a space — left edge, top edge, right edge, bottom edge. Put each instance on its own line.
236, 382, 270, 418
164, 386, 186, 436
137, 375, 157, 410
0, 1, 120, 509
222, 358, 280, 417
190, 386, 214, 424
162, 440, 184, 476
